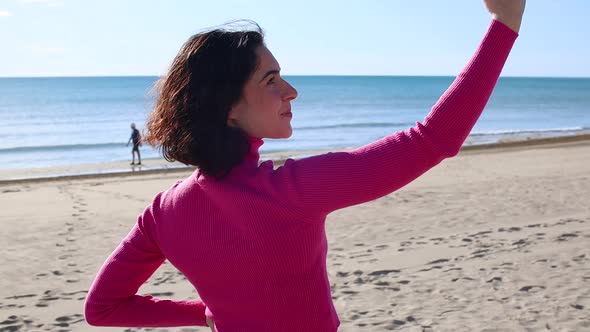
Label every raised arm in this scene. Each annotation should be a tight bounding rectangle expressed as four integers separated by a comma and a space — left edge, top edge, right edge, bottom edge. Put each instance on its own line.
276, 3, 525, 216
84, 193, 208, 327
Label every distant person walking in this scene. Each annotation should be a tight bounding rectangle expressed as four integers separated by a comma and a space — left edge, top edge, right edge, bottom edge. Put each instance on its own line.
127, 123, 142, 165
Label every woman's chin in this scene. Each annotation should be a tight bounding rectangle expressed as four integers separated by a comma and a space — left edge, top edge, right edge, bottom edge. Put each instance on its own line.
282, 128, 293, 138
274, 128, 293, 139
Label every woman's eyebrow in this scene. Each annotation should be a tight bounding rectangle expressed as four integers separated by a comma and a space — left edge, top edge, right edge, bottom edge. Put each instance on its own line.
259, 69, 280, 83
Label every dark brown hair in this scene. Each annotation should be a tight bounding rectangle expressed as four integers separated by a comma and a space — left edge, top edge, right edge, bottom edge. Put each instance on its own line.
144, 22, 264, 179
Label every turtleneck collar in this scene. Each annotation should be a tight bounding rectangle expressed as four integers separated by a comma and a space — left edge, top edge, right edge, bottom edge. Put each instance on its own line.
244, 136, 264, 165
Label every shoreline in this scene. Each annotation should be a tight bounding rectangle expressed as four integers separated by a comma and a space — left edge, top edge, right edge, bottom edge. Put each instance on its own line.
1, 132, 590, 185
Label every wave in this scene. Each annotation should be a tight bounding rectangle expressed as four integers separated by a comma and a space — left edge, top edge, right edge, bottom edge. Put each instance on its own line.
0, 142, 127, 154
296, 122, 413, 130
1, 127, 588, 155
470, 127, 588, 136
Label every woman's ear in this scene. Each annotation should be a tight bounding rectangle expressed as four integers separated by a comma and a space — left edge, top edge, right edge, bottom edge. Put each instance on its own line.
227, 100, 246, 128
227, 118, 238, 128
227, 108, 238, 127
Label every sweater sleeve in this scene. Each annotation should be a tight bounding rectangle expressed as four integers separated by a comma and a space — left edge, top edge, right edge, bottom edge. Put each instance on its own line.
277, 20, 518, 215
84, 192, 208, 327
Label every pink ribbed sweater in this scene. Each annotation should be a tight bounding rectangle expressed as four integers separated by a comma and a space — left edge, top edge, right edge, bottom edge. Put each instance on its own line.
85, 20, 517, 331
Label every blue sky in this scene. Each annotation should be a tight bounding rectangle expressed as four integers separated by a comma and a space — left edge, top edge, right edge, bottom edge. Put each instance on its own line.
1, 0, 589, 77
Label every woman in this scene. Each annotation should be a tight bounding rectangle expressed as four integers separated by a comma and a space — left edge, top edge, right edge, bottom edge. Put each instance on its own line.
85, 1, 525, 331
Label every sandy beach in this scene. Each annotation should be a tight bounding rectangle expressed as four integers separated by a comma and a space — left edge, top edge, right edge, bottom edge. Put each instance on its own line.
1, 135, 589, 331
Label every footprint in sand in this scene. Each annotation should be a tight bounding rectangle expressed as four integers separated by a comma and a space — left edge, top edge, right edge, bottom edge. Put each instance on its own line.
512, 239, 528, 246
367, 269, 401, 277
383, 319, 408, 330
556, 232, 579, 241
573, 254, 587, 263
4, 294, 36, 300
54, 313, 85, 327
418, 266, 444, 272
73, 204, 87, 211
443, 267, 462, 272
35, 290, 64, 307
62, 290, 88, 301
353, 278, 365, 285
349, 253, 372, 259
519, 285, 546, 292
153, 271, 182, 286
470, 249, 490, 258
0, 315, 41, 331
468, 230, 493, 238
498, 227, 522, 232
358, 258, 378, 263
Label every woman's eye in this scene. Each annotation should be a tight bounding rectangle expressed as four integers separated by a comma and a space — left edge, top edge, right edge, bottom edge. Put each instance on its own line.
267, 77, 276, 85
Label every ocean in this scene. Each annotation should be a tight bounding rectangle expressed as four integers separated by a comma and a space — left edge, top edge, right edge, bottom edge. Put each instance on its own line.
0, 76, 589, 171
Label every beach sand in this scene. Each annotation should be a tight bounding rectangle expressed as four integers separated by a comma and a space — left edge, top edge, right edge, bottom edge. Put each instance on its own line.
1, 135, 589, 331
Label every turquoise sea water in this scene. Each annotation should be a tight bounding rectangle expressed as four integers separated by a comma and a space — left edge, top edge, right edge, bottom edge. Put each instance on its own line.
0, 76, 589, 170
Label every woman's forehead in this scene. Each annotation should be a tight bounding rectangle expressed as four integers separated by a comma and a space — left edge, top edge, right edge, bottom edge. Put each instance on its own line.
255, 46, 280, 74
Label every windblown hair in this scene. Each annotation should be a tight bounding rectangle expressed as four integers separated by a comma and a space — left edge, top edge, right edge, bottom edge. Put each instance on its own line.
144, 22, 264, 179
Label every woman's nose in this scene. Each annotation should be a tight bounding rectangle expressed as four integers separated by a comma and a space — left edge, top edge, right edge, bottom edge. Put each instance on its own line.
282, 80, 298, 101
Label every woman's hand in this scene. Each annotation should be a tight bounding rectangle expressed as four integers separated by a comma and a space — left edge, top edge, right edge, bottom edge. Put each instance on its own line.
483, 0, 526, 33
206, 316, 216, 332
